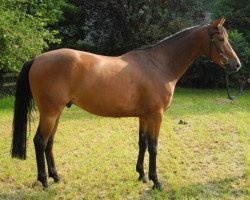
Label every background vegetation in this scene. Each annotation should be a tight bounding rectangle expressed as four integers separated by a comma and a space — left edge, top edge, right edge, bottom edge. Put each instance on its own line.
0, 0, 66, 72
0, 0, 249, 85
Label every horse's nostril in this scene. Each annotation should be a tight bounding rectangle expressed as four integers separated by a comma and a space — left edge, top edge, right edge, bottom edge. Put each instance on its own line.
236, 63, 241, 69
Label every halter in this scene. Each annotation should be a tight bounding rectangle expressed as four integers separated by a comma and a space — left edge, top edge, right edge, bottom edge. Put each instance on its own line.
207, 25, 229, 66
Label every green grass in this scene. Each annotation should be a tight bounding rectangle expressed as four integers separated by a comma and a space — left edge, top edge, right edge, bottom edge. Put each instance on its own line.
0, 88, 249, 199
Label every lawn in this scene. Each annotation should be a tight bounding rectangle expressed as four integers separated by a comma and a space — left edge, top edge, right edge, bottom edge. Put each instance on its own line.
0, 88, 249, 199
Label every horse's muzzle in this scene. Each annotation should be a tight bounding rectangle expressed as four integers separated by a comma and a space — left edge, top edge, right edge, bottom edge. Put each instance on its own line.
225, 60, 241, 74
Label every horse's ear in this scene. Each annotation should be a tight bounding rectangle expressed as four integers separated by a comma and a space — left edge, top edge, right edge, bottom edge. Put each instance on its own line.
219, 17, 226, 26
212, 18, 226, 28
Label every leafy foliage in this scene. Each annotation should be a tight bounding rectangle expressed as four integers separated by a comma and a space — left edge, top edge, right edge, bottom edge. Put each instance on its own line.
213, 0, 250, 41
80, 0, 208, 55
227, 30, 250, 87
0, 0, 66, 72
50, 0, 87, 50
229, 30, 250, 67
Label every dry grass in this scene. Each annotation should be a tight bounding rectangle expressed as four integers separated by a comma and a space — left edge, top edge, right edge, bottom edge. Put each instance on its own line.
0, 88, 249, 199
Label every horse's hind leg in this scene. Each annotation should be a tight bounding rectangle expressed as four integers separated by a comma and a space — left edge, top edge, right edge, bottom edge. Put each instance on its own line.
136, 118, 148, 183
34, 126, 48, 189
33, 115, 59, 189
146, 111, 163, 191
45, 117, 60, 183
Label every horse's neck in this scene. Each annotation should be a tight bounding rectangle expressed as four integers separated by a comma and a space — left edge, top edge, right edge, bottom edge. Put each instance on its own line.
148, 26, 207, 81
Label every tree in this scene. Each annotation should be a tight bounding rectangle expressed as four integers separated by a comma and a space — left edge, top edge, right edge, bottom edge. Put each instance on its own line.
80, 0, 208, 55
0, 0, 67, 72
213, 0, 250, 41
49, 0, 87, 51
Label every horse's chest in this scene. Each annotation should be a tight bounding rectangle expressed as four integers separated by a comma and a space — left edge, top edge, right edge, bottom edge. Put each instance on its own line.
162, 92, 174, 111
140, 85, 174, 113
156, 84, 175, 111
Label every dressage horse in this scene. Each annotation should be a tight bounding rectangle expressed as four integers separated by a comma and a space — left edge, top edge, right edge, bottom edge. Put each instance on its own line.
11, 18, 241, 190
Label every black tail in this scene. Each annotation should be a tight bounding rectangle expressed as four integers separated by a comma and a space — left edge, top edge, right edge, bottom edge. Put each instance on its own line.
11, 59, 35, 160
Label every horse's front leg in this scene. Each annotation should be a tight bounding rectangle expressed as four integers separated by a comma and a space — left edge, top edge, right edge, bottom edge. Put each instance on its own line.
146, 111, 163, 191
136, 118, 148, 183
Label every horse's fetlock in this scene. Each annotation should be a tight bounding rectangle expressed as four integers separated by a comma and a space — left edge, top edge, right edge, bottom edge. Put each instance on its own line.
149, 172, 157, 180
136, 163, 143, 173
38, 172, 47, 186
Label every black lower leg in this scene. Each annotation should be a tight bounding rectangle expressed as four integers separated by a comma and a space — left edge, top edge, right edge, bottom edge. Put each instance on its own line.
33, 128, 48, 189
136, 130, 148, 183
148, 137, 162, 190
45, 135, 60, 182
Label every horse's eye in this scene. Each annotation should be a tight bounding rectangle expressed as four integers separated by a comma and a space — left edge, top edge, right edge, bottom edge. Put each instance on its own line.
219, 38, 224, 42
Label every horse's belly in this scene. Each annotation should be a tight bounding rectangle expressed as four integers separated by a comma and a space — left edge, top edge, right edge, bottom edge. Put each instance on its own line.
73, 96, 138, 117
72, 83, 140, 117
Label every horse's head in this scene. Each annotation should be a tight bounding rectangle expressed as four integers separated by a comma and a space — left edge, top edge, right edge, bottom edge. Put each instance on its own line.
207, 18, 241, 74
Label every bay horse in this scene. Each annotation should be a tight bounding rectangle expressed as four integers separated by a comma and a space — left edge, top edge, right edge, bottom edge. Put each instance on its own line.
11, 18, 241, 191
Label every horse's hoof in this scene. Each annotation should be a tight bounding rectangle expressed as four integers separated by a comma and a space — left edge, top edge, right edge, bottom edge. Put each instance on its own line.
32, 180, 48, 190
41, 181, 48, 190
43, 186, 48, 191
138, 175, 147, 183
53, 176, 61, 183
49, 173, 61, 183
32, 180, 41, 188
153, 182, 163, 191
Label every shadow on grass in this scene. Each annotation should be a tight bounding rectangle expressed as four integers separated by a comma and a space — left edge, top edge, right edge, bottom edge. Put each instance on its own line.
0, 176, 247, 199
0, 183, 60, 200
139, 175, 247, 200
